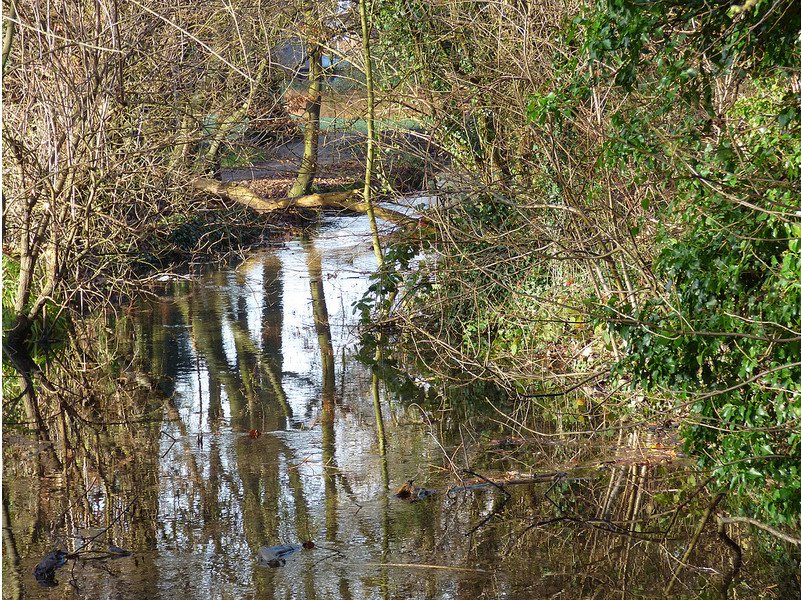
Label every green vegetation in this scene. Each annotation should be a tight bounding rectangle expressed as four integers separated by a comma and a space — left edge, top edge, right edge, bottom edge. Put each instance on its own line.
363, 0, 801, 532
579, 0, 801, 527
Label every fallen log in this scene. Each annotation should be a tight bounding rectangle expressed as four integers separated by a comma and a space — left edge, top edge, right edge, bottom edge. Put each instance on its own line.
191, 177, 413, 225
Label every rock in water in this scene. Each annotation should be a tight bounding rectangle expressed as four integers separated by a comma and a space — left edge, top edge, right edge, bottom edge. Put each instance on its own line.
257, 544, 302, 568
33, 549, 68, 587
394, 480, 436, 502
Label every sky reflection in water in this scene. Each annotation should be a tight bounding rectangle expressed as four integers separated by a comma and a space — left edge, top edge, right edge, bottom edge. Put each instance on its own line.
4, 214, 768, 600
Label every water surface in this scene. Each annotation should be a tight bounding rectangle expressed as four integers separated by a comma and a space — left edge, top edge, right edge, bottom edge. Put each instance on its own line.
3, 214, 788, 599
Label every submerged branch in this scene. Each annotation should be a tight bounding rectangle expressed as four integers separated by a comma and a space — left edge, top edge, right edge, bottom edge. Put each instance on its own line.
664, 492, 725, 596
447, 470, 567, 496
718, 516, 801, 546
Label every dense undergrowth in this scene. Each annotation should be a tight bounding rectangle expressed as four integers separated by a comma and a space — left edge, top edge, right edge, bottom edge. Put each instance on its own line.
364, 0, 801, 531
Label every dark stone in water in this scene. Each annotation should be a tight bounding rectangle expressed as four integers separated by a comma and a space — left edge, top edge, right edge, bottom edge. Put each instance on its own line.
33, 549, 68, 587
257, 544, 302, 568
394, 480, 436, 502
415, 487, 436, 501
108, 544, 132, 557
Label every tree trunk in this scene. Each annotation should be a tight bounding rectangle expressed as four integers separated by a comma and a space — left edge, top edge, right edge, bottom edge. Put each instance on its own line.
288, 40, 322, 197
204, 59, 270, 172
359, 0, 384, 268
2, 0, 16, 72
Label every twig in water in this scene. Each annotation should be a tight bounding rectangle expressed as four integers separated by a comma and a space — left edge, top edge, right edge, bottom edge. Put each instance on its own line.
664, 492, 725, 596
717, 516, 801, 546
159, 429, 178, 458
462, 469, 511, 536
352, 562, 489, 573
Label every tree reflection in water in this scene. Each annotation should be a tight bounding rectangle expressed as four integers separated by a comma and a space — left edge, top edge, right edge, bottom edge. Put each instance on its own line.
3, 216, 790, 599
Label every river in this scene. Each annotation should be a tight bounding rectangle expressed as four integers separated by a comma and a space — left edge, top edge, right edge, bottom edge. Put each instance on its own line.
2, 212, 792, 599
